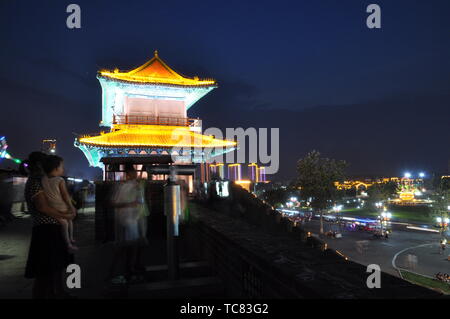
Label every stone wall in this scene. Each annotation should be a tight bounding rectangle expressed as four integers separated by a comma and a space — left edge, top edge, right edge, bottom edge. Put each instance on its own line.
184, 183, 443, 299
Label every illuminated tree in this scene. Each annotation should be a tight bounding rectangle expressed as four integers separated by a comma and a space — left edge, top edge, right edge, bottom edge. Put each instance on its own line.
430, 187, 450, 238
296, 150, 347, 234
262, 188, 289, 208
367, 181, 397, 203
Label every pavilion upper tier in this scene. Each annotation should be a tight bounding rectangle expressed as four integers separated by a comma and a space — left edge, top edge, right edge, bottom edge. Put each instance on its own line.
97, 51, 218, 127
98, 50, 217, 87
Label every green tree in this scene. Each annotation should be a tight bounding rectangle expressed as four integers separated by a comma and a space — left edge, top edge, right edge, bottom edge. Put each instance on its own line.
430, 187, 450, 239
367, 181, 397, 203
296, 150, 347, 234
262, 188, 289, 208
440, 176, 450, 191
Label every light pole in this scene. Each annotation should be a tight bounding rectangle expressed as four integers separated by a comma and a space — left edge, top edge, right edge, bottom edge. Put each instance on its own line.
379, 211, 391, 237
332, 204, 342, 233
436, 213, 449, 254
436, 216, 449, 238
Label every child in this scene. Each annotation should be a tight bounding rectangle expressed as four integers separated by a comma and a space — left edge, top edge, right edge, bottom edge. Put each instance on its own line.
41, 155, 78, 251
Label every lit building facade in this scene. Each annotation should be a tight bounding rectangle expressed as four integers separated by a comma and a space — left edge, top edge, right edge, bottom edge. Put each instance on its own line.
209, 162, 225, 180
334, 177, 423, 191
75, 51, 236, 180
228, 164, 241, 181
258, 167, 266, 183
248, 163, 259, 183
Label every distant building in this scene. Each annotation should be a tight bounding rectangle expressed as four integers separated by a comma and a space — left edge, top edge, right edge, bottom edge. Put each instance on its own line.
248, 163, 259, 183
210, 162, 225, 180
228, 164, 241, 181
41, 139, 57, 154
258, 167, 266, 183
334, 176, 423, 191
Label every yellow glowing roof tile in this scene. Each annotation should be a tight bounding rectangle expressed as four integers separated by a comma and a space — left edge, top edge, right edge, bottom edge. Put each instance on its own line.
98, 50, 217, 87
78, 124, 236, 148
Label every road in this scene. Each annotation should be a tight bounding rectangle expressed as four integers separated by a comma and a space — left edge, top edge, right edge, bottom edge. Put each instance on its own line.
297, 216, 450, 278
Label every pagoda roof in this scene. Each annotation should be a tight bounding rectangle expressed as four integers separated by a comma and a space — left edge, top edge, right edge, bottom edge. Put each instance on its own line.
77, 124, 236, 149
98, 51, 217, 87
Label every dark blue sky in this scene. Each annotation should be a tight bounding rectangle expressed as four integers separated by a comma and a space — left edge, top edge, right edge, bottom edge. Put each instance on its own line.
1, 0, 449, 180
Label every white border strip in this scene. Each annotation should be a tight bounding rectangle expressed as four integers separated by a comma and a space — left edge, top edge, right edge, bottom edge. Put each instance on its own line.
406, 226, 439, 233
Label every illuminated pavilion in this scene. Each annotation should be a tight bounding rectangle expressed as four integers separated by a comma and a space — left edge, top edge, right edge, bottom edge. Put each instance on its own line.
75, 51, 236, 181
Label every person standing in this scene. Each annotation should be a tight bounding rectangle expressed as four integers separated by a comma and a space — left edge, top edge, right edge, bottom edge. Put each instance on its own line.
109, 164, 148, 283
440, 239, 446, 254
22, 152, 76, 299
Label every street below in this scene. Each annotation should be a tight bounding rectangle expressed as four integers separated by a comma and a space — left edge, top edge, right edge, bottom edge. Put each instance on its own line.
298, 215, 450, 278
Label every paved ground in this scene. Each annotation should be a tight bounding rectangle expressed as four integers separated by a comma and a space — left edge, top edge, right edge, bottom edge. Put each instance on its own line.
0, 209, 169, 299
0, 213, 34, 298
395, 244, 450, 278
299, 218, 450, 278
0, 209, 103, 299
1, 208, 448, 298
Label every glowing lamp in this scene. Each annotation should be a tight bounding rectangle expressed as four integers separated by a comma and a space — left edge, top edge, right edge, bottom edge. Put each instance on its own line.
399, 192, 414, 202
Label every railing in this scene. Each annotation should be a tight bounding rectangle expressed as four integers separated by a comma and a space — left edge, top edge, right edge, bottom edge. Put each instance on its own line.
112, 114, 200, 127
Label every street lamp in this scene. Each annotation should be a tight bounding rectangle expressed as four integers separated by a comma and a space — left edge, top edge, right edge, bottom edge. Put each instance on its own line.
333, 205, 343, 232
436, 216, 448, 236
419, 172, 425, 178
378, 212, 392, 237
404, 172, 412, 179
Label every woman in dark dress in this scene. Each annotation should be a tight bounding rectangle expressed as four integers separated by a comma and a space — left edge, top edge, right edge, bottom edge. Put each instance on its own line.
22, 152, 76, 299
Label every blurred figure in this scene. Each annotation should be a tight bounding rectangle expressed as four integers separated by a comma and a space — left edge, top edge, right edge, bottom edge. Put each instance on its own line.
406, 254, 418, 270
80, 185, 88, 212
0, 170, 14, 225
440, 238, 447, 254
109, 164, 149, 284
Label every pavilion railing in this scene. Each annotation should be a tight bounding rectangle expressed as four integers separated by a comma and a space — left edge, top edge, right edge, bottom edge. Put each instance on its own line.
112, 114, 201, 127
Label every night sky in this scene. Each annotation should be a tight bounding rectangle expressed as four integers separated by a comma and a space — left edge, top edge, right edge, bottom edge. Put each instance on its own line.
1, 0, 449, 181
